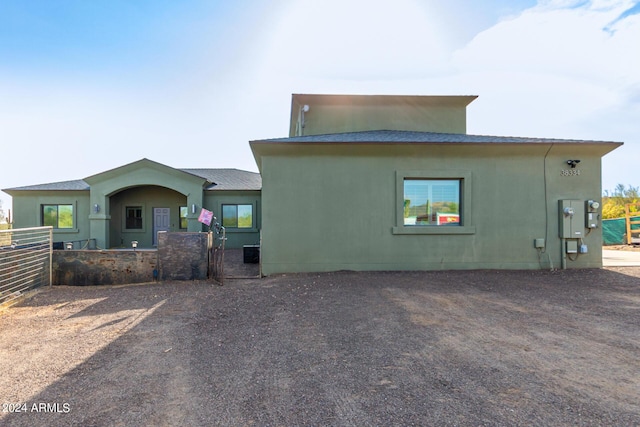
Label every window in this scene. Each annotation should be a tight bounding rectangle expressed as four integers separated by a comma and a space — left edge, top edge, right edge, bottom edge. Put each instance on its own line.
404, 179, 460, 226
222, 204, 253, 228
126, 206, 143, 229
393, 170, 474, 235
179, 206, 188, 229
42, 204, 73, 229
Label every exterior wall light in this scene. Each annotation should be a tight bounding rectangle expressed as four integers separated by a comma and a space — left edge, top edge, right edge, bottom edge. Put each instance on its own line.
192, 204, 196, 214
65, 242, 73, 250
131, 240, 138, 250
301, 104, 310, 129
93, 204, 100, 213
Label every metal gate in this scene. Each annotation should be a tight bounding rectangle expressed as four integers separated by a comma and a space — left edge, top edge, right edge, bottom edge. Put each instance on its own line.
0, 226, 52, 308
209, 224, 226, 285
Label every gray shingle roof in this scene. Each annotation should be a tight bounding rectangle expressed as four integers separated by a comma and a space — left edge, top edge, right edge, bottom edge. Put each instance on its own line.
253, 129, 622, 145
181, 168, 262, 191
5, 179, 90, 191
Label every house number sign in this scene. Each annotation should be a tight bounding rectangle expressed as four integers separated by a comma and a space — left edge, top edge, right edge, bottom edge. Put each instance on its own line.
560, 169, 581, 176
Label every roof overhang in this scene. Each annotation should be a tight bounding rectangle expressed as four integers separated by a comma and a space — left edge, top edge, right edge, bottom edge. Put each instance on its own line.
250, 130, 623, 172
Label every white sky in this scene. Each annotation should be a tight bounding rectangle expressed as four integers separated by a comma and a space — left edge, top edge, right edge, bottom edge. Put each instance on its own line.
1, 0, 639, 215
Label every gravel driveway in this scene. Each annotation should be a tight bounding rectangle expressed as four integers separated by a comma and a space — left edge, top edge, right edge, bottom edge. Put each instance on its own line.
1, 267, 639, 426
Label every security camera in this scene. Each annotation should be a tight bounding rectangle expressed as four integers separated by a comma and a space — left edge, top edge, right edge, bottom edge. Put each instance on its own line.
302, 104, 310, 113
566, 159, 581, 168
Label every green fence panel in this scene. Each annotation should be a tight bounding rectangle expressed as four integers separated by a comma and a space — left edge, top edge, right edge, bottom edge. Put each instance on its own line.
603, 216, 640, 245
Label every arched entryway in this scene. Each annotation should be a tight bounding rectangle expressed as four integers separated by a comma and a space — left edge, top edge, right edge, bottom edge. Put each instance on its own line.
109, 185, 188, 248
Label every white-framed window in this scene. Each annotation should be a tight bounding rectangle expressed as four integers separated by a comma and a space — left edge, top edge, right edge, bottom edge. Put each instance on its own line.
393, 170, 475, 235
179, 206, 188, 229
222, 204, 253, 228
42, 204, 74, 229
404, 179, 460, 226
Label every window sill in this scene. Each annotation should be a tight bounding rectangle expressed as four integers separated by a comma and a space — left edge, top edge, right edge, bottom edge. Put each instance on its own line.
224, 228, 259, 233
392, 226, 476, 235
51, 228, 80, 234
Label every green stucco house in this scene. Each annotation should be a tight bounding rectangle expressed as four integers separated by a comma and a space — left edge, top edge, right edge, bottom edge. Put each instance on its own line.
3, 159, 261, 250
3, 94, 622, 274
250, 94, 622, 274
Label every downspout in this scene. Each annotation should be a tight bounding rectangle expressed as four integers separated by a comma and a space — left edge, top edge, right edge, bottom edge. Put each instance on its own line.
543, 143, 556, 270
295, 108, 302, 136
295, 104, 309, 136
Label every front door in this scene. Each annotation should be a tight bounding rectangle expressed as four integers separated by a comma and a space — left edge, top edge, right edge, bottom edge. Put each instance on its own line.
153, 207, 171, 245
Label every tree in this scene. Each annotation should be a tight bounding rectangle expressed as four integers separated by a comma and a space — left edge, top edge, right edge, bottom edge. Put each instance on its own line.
602, 184, 640, 219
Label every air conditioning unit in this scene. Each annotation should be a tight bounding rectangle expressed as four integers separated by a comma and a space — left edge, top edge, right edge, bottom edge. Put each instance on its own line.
243, 245, 260, 264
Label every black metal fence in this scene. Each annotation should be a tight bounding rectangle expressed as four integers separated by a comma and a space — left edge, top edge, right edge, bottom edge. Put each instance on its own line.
209, 226, 226, 285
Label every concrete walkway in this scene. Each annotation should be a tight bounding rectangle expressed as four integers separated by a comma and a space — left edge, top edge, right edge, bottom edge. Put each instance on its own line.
603, 249, 640, 267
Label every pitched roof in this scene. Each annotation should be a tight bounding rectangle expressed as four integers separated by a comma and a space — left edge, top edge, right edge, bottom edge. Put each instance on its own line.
253, 129, 623, 145
181, 168, 262, 191
5, 179, 90, 192
3, 169, 261, 192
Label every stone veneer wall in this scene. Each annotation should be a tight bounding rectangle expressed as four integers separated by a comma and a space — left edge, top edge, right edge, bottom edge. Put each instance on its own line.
156, 232, 210, 281
53, 232, 211, 285
53, 250, 157, 286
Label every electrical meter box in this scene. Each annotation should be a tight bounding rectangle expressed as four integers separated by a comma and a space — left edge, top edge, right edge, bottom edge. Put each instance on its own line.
558, 200, 584, 238
585, 200, 600, 229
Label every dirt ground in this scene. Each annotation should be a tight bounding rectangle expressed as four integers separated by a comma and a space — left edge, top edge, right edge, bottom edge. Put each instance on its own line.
1, 267, 639, 426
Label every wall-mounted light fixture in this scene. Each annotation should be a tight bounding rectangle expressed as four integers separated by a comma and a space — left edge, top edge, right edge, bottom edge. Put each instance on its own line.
566, 159, 581, 168
65, 242, 73, 250
93, 204, 100, 214
192, 204, 196, 214
131, 240, 138, 251
300, 104, 310, 129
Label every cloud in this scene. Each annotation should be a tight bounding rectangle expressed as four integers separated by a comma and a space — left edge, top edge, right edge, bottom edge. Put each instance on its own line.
1, 0, 638, 213
256, 0, 455, 81
455, 1, 638, 80
449, 0, 639, 190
